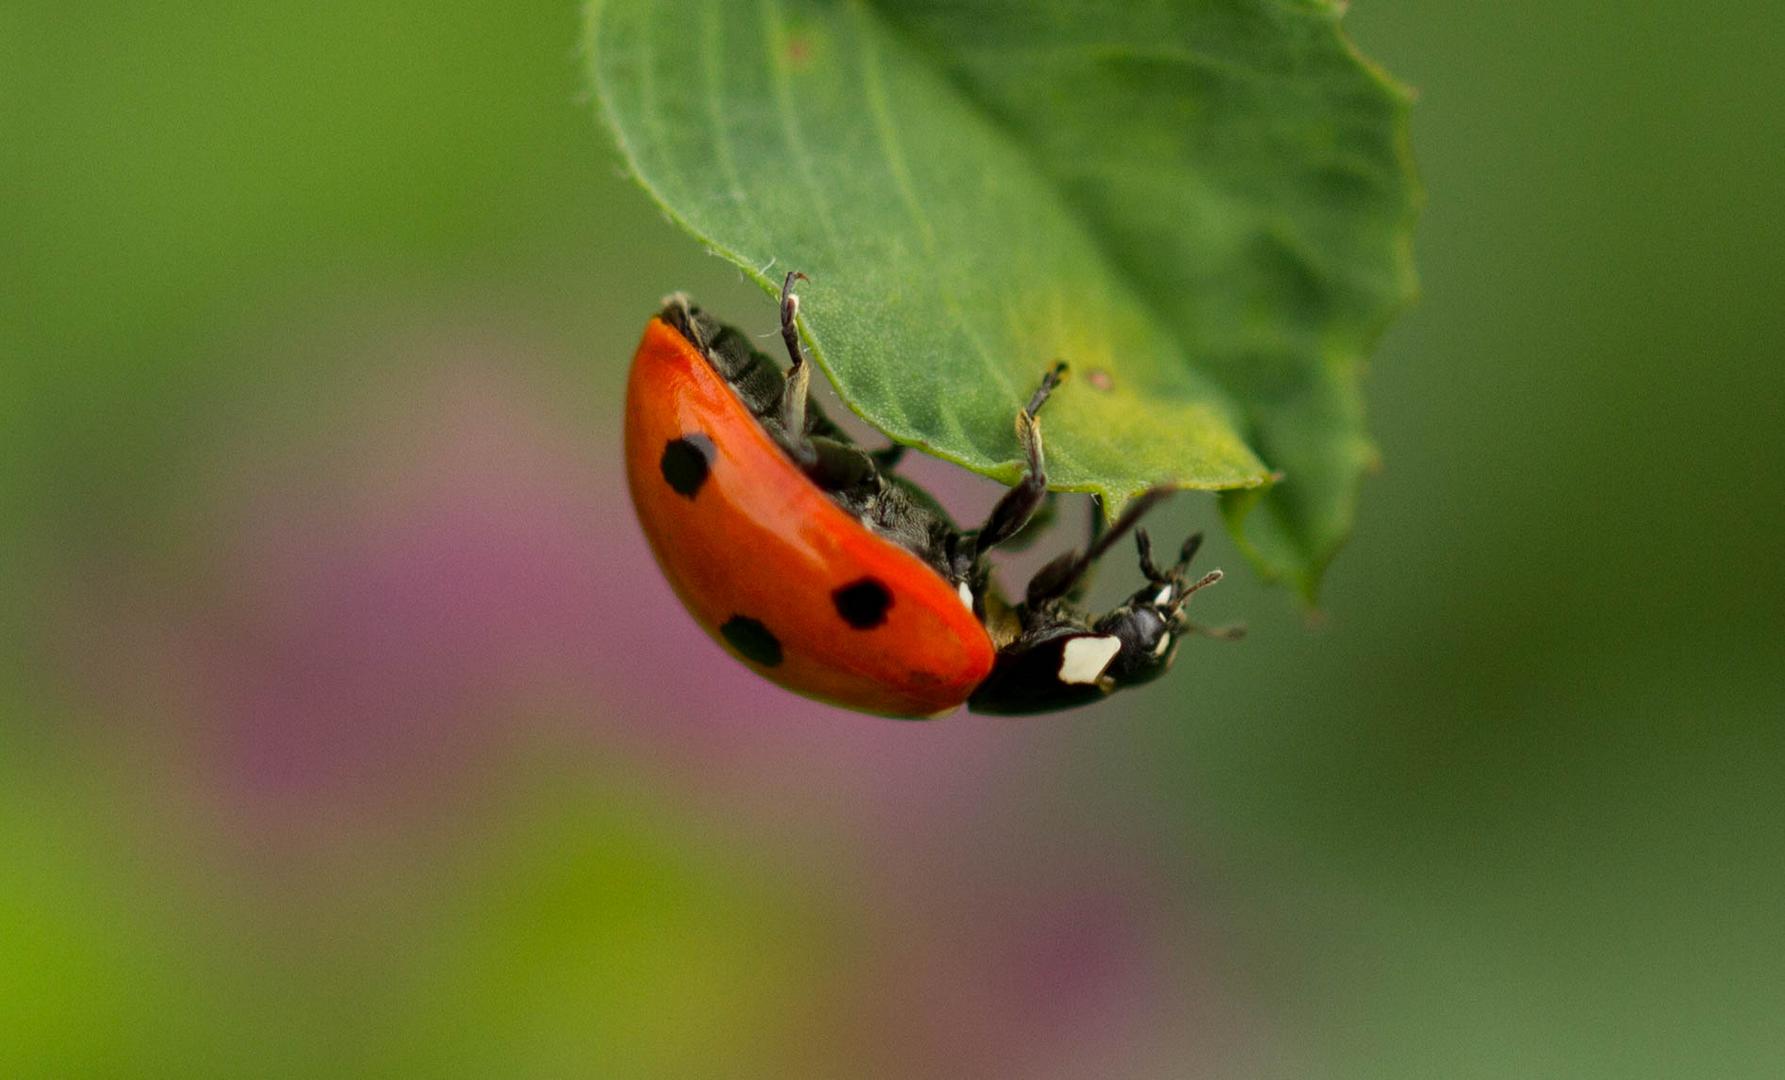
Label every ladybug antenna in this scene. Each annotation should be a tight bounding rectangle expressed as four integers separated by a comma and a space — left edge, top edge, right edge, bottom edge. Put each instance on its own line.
1161, 567, 1224, 617
1167, 566, 1241, 642
1184, 568, 1223, 597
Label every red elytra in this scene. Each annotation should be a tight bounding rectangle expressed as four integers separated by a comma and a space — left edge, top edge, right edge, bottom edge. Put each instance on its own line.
625, 314, 995, 717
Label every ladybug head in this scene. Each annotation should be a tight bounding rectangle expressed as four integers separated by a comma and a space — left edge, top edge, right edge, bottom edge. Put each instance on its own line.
967, 527, 1237, 715
1093, 530, 1234, 689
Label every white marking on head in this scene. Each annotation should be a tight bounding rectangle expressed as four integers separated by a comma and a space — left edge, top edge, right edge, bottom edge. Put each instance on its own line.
1153, 632, 1173, 657
957, 581, 974, 610
1059, 635, 1122, 685
1153, 585, 1174, 606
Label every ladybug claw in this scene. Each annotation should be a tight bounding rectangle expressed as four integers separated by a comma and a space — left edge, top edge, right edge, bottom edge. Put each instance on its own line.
1025, 361, 1069, 418
779, 271, 808, 323
1176, 531, 1205, 573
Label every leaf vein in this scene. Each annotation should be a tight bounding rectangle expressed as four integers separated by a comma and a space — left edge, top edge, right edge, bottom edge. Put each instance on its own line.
700, 5, 773, 255
845, 0, 1026, 451
761, 0, 847, 257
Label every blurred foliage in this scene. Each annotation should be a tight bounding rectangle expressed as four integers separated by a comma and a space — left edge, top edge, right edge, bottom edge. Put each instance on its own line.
2, 1, 1782, 1078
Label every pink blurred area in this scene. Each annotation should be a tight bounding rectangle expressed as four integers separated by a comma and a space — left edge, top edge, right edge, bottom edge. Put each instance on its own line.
36, 306, 1270, 1075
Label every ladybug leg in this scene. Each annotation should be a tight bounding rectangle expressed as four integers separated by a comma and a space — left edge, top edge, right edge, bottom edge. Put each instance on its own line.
870, 444, 907, 471
776, 271, 813, 442
1024, 487, 1174, 608
804, 436, 879, 492
1185, 622, 1246, 641
1064, 496, 1107, 602
974, 363, 1068, 552
1137, 527, 1203, 584
995, 491, 1058, 552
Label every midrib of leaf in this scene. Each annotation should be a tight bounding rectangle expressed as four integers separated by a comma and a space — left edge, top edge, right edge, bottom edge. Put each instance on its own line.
760, 0, 846, 255
698, 5, 773, 255
839, 0, 1028, 429
625, 7, 680, 216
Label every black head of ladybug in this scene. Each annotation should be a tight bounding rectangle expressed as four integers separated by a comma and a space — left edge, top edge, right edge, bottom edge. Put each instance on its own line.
965, 503, 1235, 716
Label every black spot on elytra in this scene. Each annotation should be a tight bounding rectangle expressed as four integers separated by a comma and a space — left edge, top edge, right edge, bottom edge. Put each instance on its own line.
720, 615, 782, 667
660, 434, 714, 498
832, 578, 893, 629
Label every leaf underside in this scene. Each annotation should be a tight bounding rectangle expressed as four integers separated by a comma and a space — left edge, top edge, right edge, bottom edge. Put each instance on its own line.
587, 0, 1416, 601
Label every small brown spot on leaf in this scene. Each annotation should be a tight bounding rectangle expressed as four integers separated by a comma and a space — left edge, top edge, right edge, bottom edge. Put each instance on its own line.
1086, 368, 1115, 392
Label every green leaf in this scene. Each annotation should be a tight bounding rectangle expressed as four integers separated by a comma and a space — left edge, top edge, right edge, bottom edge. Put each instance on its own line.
586, 0, 1416, 599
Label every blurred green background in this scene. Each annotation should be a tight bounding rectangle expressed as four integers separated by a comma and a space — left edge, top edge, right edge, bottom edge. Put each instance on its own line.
4, 2, 1781, 1077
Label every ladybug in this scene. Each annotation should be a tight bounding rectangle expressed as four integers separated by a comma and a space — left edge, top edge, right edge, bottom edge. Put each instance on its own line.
624, 273, 1236, 718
